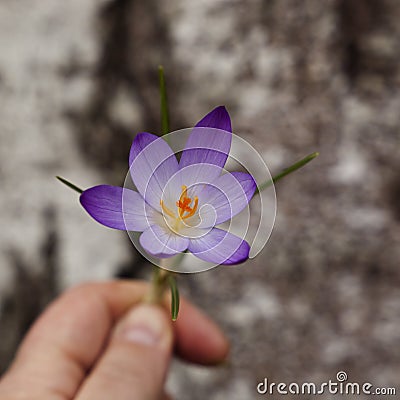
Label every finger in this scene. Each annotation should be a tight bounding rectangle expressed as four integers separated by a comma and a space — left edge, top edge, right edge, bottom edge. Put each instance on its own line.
0, 281, 148, 399
174, 298, 230, 364
76, 304, 173, 400
0, 281, 228, 399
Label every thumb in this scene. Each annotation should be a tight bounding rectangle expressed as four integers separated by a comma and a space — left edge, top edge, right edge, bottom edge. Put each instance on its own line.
76, 304, 173, 400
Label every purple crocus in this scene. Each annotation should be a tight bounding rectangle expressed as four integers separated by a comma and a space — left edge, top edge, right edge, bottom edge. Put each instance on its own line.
80, 106, 256, 265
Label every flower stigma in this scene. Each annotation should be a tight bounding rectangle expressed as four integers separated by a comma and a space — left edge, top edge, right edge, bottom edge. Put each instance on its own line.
177, 185, 198, 219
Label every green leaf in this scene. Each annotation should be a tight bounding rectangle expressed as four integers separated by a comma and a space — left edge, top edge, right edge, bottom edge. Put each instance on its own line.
168, 275, 180, 321
158, 65, 170, 135
56, 176, 83, 194
257, 152, 319, 192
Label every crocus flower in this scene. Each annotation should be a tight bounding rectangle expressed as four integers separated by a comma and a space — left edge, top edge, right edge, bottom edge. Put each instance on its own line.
80, 106, 256, 265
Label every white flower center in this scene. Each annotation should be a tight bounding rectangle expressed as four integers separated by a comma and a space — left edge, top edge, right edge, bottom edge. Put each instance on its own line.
160, 185, 199, 233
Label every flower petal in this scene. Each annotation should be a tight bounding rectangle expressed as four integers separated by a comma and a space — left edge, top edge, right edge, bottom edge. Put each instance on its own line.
80, 185, 154, 231
159, 162, 224, 219
199, 172, 256, 226
188, 228, 250, 265
179, 106, 232, 176
140, 224, 189, 257
194, 105, 232, 132
129, 132, 178, 210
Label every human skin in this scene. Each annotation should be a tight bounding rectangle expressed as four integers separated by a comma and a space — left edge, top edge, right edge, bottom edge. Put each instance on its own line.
0, 280, 229, 400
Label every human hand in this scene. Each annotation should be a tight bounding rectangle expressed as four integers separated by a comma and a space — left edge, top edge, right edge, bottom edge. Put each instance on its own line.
0, 281, 229, 399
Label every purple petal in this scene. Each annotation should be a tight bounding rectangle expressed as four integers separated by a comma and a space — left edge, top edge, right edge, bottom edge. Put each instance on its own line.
188, 228, 250, 265
195, 105, 232, 132
164, 162, 222, 198
80, 185, 154, 231
140, 224, 189, 257
179, 106, 232, 175
129, 132, 178, 210
199, 172, 256, 226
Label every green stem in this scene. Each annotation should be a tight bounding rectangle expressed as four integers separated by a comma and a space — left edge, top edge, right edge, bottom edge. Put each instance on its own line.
146, 66, 179, 319
257, 152, 319, 192
168, 274, 180, 321
158, 65, 170, 135
56, 176, 83, 194
145, 263, 180, 322
144, 263, 169, 304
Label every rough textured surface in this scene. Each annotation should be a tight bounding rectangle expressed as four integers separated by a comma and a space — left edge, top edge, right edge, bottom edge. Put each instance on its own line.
1, 0, 399, 398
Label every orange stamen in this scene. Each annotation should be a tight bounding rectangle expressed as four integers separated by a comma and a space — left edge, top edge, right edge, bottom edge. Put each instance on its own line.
160, 199, 176, 219
176, 185, 198, 220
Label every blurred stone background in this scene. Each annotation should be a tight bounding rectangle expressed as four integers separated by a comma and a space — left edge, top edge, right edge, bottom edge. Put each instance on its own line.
0, 0, 399, 398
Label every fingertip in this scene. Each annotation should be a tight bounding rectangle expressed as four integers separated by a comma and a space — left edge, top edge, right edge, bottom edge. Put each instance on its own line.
76, 304, 173, 400
114, 304, 173, 352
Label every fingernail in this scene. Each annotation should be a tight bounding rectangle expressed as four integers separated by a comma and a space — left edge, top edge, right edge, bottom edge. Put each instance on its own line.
114, 305, 170, 349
